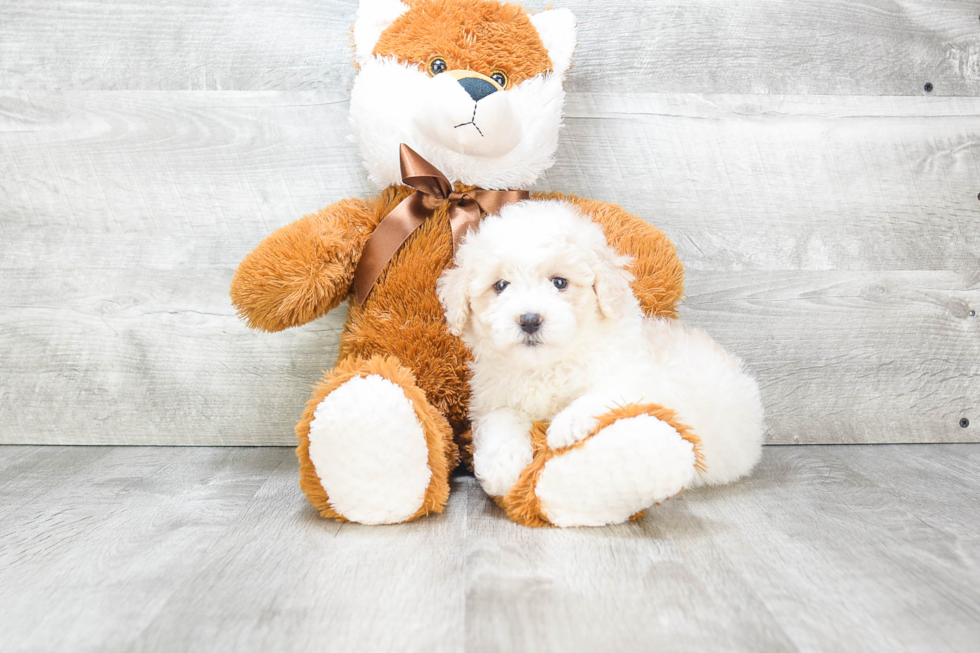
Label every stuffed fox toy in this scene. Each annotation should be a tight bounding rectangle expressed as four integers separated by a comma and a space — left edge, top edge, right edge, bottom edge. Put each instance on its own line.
231, 0, 765, 527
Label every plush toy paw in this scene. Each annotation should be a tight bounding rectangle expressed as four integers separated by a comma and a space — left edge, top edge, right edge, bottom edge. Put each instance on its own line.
298, 356, 456, 525
307, 374, 433, 524
537, 415, 697, 527
503, 405, 703, 528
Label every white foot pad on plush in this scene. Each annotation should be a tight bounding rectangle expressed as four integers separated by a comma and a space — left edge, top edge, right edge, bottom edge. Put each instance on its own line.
307, 375, 431, 525
535, 415, 697, 527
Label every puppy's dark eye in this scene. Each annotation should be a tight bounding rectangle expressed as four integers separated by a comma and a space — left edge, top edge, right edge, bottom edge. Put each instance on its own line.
428, 57, 448, 75
490, 71, 508, 88
551, 277, 568, 290
493, 280, 510, 294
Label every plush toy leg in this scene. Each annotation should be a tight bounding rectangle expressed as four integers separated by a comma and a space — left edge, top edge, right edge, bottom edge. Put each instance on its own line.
502, 404, 704, 527
296, 355, 456, 524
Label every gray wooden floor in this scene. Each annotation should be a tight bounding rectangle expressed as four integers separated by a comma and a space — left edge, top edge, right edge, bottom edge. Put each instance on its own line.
0, 445, 977, 652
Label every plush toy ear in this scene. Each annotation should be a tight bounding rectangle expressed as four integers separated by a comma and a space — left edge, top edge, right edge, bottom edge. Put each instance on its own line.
436, 263, 471, 337
530, 8, 577, 77
353, 0, 410, 66
588, 236, 635, 320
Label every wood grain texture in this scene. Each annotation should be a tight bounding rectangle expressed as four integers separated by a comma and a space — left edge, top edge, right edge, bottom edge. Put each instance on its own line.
2, 1, 980, 96
1, 445, 978, 652
552, 93, 980, 272
4, 92, 978, 270
0, 0, 361, 92
2, 90, 977, 445
466, 445, 980, 652
684, 270, 980, 444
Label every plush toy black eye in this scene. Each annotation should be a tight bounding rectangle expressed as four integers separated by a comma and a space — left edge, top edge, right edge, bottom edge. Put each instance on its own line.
428, 57, 448, 75
551, 277, 567, 290
493, 280, 509, 294
490, 71, 508, 88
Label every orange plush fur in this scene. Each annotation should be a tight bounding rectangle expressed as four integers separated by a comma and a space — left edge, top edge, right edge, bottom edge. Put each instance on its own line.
230, 0, 687, 523
373, 1, 554, 86
296, 354, 456, 521
233, 187, 684, 498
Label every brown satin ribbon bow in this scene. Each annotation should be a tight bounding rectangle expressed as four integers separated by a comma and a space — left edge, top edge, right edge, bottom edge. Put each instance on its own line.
352, 143, 530, 304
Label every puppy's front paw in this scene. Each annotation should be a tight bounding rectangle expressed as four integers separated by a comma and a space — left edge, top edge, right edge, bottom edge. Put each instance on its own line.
474, 449, 529, 499
472, 408, 534, 498
547, 409, 599, 450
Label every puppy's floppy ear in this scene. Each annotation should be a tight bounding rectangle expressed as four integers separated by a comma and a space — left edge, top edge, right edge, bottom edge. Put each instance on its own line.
437, 262, 471, 337
588, 235, 635, 320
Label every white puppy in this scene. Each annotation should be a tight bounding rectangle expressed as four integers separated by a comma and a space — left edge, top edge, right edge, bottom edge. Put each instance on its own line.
438, 200, 765, 523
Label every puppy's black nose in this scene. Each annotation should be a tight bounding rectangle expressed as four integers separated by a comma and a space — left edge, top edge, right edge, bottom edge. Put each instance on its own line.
458, 77, 497, 102
519, 313, 542, 334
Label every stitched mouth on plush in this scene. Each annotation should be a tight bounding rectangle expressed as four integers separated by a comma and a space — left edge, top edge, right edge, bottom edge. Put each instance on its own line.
412, 67, 524, 157
349, 59, 567, 189
348, 1, 576, 190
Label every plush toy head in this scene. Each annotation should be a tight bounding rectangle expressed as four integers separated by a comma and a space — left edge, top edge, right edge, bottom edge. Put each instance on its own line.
350, 0, 576, 190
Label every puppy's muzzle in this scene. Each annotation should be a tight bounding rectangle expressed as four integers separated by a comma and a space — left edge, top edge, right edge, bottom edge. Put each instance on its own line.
519, 313, 543, 334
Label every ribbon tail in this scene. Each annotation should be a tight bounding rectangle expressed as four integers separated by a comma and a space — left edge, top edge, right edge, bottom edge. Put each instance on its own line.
354, 147, 530, 305
353, 193, 428, 304
400, 144, 453, 198
448, 202, 484, 254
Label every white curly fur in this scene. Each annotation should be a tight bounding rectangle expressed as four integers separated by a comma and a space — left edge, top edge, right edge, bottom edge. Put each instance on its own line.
438, 200, 766, 508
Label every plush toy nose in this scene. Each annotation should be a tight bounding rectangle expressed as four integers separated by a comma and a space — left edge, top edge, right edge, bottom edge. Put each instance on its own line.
519, 313, 543, 334
446, 70, 503, 102
457, 76, 497, 102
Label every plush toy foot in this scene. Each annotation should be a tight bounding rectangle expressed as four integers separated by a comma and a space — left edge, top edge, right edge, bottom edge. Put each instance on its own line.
502, 404, 705, 527
295, 356, 456, 525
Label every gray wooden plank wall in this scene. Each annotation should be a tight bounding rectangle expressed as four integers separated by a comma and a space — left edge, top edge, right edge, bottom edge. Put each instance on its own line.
1, 0, 978, 445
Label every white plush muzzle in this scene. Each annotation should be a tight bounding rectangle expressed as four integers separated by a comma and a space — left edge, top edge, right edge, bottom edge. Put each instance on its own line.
414, 72, 522, 157
349, 59, 566, 190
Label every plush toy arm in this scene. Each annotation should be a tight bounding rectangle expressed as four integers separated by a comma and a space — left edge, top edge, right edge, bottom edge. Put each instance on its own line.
230, 196, 386, 332
534, 193, 685, 319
